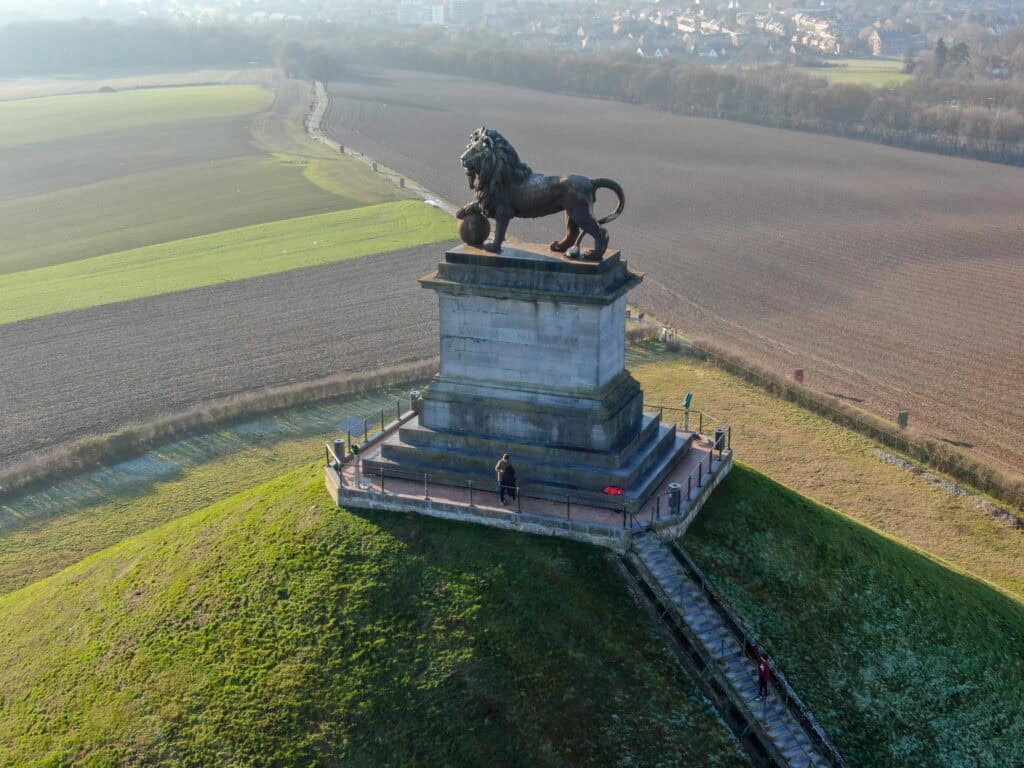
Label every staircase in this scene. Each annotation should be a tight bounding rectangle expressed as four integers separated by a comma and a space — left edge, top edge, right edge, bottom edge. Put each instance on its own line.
630, 532, 837, 768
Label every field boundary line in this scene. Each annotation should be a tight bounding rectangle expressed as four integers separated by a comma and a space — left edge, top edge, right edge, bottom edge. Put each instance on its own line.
309, 80, 460, 216
0, 358, 439, 504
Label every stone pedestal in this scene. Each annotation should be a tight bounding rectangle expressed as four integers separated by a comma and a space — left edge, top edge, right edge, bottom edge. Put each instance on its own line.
362, 242, 690, 510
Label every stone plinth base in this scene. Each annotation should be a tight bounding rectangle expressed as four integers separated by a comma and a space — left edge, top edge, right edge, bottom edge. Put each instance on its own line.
363, 241, 685, 511
361, 412, 693, 511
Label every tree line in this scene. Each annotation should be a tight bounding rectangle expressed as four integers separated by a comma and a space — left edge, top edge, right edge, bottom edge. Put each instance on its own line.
317, 29, 1024, 167
0, 19, 271, 75
5, 18, 1024, 166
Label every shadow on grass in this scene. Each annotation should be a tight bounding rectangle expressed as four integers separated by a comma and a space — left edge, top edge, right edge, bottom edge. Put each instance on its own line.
686, 463, 1024, 767
342, 507, 750, 767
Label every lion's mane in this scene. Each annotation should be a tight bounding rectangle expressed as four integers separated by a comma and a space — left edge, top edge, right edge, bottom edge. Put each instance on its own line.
464, 128, 533, 219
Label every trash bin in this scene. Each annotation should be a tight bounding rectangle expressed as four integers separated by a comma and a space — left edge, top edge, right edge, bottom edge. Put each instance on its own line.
668, 482, 682, 515
714, 428, 726, 452
333, 438, 346, 465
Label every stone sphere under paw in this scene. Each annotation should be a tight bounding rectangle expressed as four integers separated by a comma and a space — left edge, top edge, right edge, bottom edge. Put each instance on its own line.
458, 213, 490, 247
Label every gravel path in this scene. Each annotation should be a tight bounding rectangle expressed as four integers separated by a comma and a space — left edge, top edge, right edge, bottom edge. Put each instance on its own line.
0, 243, 448, 469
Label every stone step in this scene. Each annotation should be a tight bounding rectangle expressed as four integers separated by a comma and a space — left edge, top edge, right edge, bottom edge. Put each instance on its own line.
700, 624, 733, 643
739, 684, 761, 702
784, 740, 822, 763
724, 667, 754, 687
651, 563, 681, 578
768, 722, 804, 746
399, 410, 671, 471
672, 593, 700, 610
689, 615, 722, 634
633, 538, 836, 768
782, 746, 822, 767
377, 414, 691, 506
723, 657, 751, 677
707, 638, 741, 660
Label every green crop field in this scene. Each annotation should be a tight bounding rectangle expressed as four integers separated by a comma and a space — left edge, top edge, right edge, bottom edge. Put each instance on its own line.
0, 85, 273, 148
0, 153, 408, 274
0, 466, 747, 767
808, 58, 912, 86
687, 465, 1024, 766
0, 200, 452, 325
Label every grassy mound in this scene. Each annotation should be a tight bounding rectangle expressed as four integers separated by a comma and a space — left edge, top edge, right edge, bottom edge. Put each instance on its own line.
0, 200, 452, 325
687, 464, 1024, 767
0, 465, 746, 767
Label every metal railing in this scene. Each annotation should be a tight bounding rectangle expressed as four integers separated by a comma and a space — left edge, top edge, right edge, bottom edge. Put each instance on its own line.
326, 428, 731, 535
649, 403, 730, 442
669, 544, 848, 768
325, 456, 647, 532
326, 395, 728, 464
322, 394, 732, 532
329, 450, 737, 538
635, 453, 717, 527
322, 392, 424, 466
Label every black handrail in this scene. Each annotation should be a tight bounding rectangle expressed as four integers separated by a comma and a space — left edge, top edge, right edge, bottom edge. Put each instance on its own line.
670, 544, 848, 768
336, 459, 637, 532
329, 439, 732, 535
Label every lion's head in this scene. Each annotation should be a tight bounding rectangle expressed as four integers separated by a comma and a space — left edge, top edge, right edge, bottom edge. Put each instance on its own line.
460, 127, 532, 218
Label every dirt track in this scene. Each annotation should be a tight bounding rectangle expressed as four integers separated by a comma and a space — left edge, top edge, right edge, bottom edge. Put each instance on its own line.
326, 69, 1024, 471
0, 244, 447, 470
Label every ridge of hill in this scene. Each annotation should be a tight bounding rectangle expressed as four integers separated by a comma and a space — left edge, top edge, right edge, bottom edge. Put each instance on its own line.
0, 464, 747, 767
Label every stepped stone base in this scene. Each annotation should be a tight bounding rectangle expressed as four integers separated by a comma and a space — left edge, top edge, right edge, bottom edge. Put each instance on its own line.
361, 413, 693, 511
364, 241, 687, 511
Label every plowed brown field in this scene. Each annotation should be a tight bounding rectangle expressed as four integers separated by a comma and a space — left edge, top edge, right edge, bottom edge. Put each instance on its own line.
326, 69, 1024, 473
0, 244, 444, 471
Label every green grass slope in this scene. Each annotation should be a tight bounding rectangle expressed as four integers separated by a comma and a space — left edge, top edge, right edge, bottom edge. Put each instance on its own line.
0, 200, 453, 325
0, 466, 747, 767
0, 154, 409, 274
0, 85, 272, 148
686, 464, 1024, 767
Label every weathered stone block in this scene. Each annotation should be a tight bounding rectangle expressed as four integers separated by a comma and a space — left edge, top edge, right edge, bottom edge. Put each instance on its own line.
365, 242, 688, 510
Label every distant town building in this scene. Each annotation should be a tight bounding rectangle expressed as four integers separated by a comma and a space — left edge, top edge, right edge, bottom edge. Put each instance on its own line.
870, 29, 911, 56
448, 0, 482, 25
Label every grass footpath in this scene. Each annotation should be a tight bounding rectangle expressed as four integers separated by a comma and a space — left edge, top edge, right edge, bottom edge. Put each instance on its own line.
686, 465, 1024, 767
0, 466, 748, 767
0, 200, 453, 325
630, 342, 1024, 600
0, 153, 408, 274
0, 85, 272, 148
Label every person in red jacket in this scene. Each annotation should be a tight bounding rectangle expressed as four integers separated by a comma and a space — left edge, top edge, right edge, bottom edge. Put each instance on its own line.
757, 653, 771, 701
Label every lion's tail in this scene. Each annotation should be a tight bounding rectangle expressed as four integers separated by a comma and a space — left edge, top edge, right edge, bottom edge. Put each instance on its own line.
592, 179, 625, 225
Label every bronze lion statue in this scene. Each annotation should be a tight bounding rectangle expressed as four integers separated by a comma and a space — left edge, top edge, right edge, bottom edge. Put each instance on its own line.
455, 127, 625, 261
